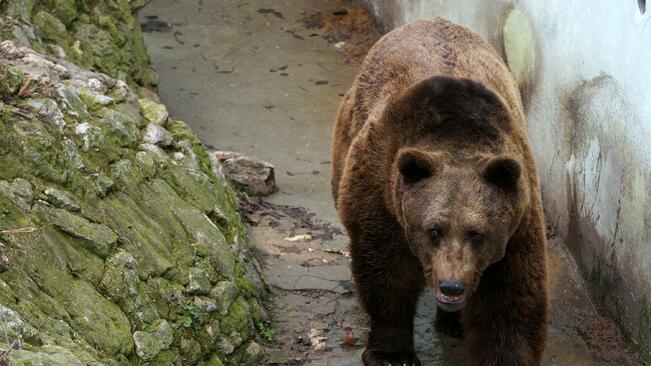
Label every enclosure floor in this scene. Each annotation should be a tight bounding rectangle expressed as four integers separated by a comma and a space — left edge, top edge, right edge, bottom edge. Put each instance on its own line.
140, 1, 633, 364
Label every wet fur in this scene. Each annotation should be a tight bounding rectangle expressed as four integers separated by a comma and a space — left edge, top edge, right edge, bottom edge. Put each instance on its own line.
332, 18, 548, 365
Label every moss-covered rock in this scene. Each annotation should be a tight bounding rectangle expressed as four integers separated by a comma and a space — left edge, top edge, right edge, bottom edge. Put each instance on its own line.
0, 28, 266, 366
3, 0, 157, 89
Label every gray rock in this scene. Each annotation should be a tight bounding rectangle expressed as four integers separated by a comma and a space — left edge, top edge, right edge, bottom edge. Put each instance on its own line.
55, 84, 90, 121
186, 267, 212, 295
177, 140, 200, 171
100, 251, 159, 325
47, 43, 66, 59
11, 178, 33, 209
135, 151, 156, 177
204, 319, 221, 342
207, 205, 229, 227
215, 334, 235, 355
142, 123, 172, 147
133, 319, 174, 361
44, 187, 80, 212
242, 341, 266, 364
35, 203, 117, 258
74, 122, 105, 151
138, 98, 169, 125
138, 143, 170, 167
61, 137, 85, 170
26, 98, 65, 129
212, 151, 276, 196
193, 296, 217, 313
0, 305, 41, 346
96, 108, 140, 147
211, 281, 239, 315
90, 173, 114, 197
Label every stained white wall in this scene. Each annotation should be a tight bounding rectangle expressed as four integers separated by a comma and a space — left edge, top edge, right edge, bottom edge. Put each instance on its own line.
363, 0, 651, 358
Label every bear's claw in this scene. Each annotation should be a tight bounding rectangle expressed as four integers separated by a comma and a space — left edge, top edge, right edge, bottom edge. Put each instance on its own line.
362, 349, 421, 366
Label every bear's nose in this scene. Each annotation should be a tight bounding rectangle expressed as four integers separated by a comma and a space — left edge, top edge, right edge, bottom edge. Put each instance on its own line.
439, 279, 465, 296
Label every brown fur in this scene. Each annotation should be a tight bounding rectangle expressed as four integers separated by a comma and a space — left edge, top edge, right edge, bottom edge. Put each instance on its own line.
332, 18, 548, 366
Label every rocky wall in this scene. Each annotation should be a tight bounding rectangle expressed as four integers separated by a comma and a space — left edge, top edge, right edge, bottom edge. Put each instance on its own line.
0, 2, 268, 365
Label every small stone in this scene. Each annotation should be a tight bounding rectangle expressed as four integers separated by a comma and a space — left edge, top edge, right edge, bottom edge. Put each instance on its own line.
36, 203, 117, 257
242, 341, 266, 364
207, 205, 229, 226
186, 267, 212, 295
193, 296, 217, 313
139, 87, 161, 103
111, 157, 132, 175
75, 122, 105, 151
86, 78, 107, 94
133, 319, 174, 361
44, 187, 80, 212
177, 140, 200, 171
80, 89, 114, 109
135, 151, 156, 177
0, 305, 41, 345
142, 123, 173, 147
61, 138, 85, 170
212, 151, 276, 196
211, 281, 239, 315
138, 98, 169, 125
138, 143, 170, 167
47, 43, 66, 58
97, 108, 140, 147
56, 84, 90, 122
90, 173, 114, 197
11, 178, 33, 208
26, 98, 65, 129
215, 336, 235, 355
204, 319, 221, 342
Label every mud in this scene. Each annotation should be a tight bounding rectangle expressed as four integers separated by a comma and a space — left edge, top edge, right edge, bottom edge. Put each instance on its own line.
140, 0, 638, 364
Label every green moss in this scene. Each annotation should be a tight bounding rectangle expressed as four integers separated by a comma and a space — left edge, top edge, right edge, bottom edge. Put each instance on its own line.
33, 10, 68, 43
42, 0, 77, 25
220, 297, 253, 341
0, 65, 26, 102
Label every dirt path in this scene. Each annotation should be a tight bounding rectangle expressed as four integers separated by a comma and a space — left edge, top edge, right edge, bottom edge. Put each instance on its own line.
139, 1, 636, 364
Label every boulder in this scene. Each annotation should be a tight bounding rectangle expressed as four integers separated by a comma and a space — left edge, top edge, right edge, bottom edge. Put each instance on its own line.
212, 151, 276, 196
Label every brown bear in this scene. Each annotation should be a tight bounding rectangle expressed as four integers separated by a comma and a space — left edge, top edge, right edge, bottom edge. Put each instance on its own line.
331, 17, 548, 366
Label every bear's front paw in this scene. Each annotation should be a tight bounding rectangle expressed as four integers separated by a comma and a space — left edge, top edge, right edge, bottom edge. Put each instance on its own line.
362, 349, 421, 366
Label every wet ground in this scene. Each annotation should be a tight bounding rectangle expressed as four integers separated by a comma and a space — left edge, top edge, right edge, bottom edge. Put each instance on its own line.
139, 0, 637, 364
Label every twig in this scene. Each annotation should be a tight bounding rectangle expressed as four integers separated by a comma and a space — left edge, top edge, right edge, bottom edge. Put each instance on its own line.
0, 227, 36, 234
1, 338, 17, 357
9, 109, 32, 120
17, 75, 34, 97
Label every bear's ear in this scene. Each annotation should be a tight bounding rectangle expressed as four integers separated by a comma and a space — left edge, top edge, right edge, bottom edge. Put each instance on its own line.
482, 155, 521, 192
397, 149, 438, 184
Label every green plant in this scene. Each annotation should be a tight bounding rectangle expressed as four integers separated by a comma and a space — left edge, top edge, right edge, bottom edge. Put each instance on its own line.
180, 301, 207, 331
256, 322, 275, 342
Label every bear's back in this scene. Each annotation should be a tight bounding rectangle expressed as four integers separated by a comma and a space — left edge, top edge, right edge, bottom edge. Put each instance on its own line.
350, 17, 524, 136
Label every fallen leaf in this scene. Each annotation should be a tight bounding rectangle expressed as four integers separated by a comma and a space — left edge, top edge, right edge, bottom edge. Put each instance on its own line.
285, 234, 312, 242
340, 327, 358, 346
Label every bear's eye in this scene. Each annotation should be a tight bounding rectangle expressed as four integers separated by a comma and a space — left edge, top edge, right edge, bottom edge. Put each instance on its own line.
468, 230, 485, 244
429, 229, 443, 244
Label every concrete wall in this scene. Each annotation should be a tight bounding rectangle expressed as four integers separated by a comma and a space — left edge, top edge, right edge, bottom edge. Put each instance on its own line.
362, 0, 651, 360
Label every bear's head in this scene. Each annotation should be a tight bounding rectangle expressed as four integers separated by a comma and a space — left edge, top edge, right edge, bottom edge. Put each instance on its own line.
385, 77, 529, 312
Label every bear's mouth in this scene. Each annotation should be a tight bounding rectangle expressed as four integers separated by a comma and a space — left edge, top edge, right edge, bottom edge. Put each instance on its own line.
435, 288, 465, 311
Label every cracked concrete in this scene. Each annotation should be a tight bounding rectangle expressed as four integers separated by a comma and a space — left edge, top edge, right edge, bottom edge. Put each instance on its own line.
140, 0, 637, 364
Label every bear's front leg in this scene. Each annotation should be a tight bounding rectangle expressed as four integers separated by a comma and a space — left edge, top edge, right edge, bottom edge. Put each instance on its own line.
352, 246, 424, 366
463, 234, 547, 366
